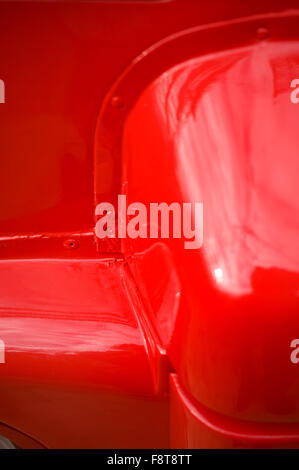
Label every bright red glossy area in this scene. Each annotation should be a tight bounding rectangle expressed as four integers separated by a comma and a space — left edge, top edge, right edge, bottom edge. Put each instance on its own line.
0, 0, 297, 239
0, 259, 168, 448
1, 0, 299, 449
123, 38, 299, 422
170, 375, 299, 449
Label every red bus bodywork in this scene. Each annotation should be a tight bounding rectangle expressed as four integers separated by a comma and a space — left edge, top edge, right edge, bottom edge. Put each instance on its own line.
0, 0, 299, 448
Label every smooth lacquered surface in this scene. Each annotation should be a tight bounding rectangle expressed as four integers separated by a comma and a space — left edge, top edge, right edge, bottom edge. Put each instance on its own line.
1, 0, 297, 238
170, 375, 299, 449
123, 38, 299, 422
1, 0, 299, 449
0, 258, 168, 448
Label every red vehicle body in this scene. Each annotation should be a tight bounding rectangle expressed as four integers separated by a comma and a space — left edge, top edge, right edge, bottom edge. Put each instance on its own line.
0, 0, 299, 449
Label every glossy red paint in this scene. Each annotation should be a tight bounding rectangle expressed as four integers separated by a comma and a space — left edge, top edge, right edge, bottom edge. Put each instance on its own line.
170, 375, 299, 449
1, 0, 299, 449
119, 10, 299, 445
0, 258, 168, 448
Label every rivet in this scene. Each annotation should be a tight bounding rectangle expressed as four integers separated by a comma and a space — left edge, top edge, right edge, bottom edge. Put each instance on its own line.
63, 239, 79, 249
111, 96, 124, 109
256, 27, 269, 40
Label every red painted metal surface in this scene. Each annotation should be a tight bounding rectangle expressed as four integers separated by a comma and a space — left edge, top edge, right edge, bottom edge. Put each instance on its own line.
170, 375, 299, 449
0, 258, 168, 448
0, 0, 299, 449
122, 26, 299, 424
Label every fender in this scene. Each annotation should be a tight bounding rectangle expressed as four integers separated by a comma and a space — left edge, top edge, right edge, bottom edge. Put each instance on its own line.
1, 0, 299, 449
